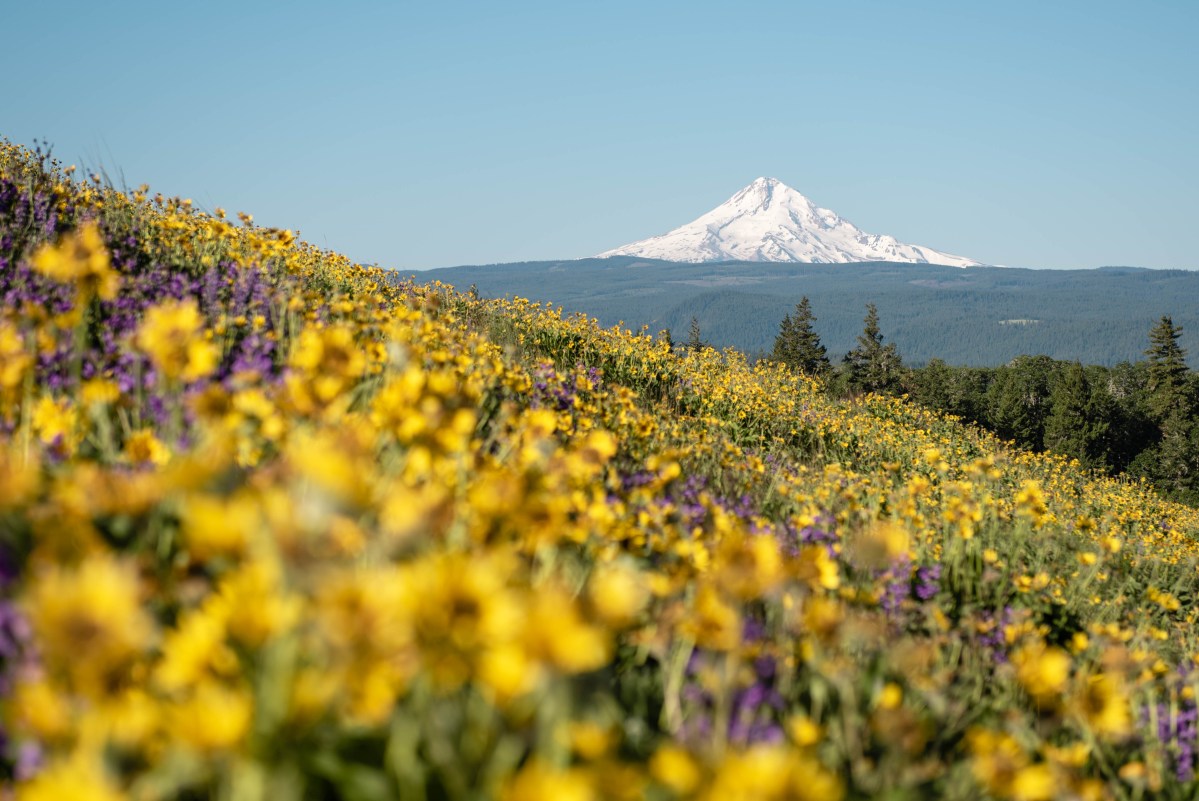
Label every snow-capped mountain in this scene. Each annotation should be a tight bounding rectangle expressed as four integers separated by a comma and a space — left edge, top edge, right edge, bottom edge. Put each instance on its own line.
598, 177, 981, 267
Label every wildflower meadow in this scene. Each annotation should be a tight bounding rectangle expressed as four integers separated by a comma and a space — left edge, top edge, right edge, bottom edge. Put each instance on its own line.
2, 138, 1199, 800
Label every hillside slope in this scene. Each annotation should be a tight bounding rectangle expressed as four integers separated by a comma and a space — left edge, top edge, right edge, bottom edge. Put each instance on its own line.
2, 139, 1199, 799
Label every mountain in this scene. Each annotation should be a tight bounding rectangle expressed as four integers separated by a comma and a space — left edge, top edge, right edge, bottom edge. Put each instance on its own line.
597, 177, 982, 267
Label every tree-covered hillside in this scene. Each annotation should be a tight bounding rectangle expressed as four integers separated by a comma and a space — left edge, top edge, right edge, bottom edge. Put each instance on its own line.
427, 258, 1199, 366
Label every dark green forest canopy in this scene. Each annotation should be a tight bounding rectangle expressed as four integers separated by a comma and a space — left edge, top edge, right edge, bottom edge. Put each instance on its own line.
422, 258, 1199, 367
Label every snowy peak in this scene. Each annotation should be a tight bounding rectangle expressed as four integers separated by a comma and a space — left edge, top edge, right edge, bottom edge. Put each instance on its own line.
598, 178, 981, 267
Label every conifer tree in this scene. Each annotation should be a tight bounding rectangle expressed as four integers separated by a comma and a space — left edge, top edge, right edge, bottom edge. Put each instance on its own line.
843, 303, 902, 393
1145, 315, 1189, 420
686, 316, 703, 353
1044, 362, 1109, 469
771, 296, 830, 377
988, 355, 1054, 450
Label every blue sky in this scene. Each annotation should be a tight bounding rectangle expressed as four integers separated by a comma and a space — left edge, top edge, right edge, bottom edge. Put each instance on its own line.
4, 1, 1196, 270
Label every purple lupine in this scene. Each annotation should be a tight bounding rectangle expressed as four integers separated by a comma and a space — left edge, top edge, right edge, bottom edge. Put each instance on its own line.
1147, 666, 1199, 782
977, 606, 1016, 664
878, 556, 912, 620
0, 599, 38, 781
914, 564, 941, 601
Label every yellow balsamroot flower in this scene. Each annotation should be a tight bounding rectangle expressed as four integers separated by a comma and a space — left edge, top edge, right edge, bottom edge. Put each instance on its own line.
80, 378, 120, 406
285, 426, 374, 509
10, 677, 73, 742
1006, 763, 1058, 801
968, 728, 1031, 798
566, 720, 614, 760
154, 597, 236, 693
0, 447, 39, 509
1012, 641, 1072, 706
14, 751, 125, 801
31, 395, 77, 451
289, 324, 365, 404
1070, 673, 1132, 738
853, 520, 910, 569
877, 682, 904, 710
169, 680, 253, 752
135, 298, 219, 382
714, 529, 784, 600
25, 555, 154, 699
0, 319, 32, 391
90, 688, 161, 752
523, 585, 611, 674
785, 714, 823, 747
502, 760, 596, 801
1015, 480, 1050, 529
686, 583, 741, 652
477, 640, 543, 704
218, 559, 301, 647
30, 220, 120, 302
650, 745, 702, 795
793, 545, 840, 591
587, 561, 649, 628
180, 491, 258, 562
124, 428, 170, 466
701, 745, 843, 801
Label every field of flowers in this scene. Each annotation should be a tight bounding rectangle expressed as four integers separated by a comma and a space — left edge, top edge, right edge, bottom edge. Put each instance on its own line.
1, 137, 1199, 800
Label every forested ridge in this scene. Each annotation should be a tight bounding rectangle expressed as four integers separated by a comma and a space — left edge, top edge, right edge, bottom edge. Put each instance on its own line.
427, 258, 1199, 366
766, 300, 1199, 506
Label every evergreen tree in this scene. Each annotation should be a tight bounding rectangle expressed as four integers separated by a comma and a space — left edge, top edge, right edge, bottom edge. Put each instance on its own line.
986, 355, 1054, 450
1044, 362, 1110, 470
686, 317, 703, 353
843, 304, 902, 393
770, 296, 830, 376
1145, 315, 1189, 420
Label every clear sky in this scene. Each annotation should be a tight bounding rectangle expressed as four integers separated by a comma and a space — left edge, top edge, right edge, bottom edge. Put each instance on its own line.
4, 1, 1196, 270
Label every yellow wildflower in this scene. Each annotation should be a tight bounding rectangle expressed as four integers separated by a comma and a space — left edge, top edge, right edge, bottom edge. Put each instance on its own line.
1012, 642, 1071, 705
0, 319, 32, 390
31, 221, 120, 301
588, 561, 649, 628
686, 583, 741, 651
794, 545, 840, 591
170, 680, 253, 752
10, 678, 73, 742
14, 751, 125, 801
124, 429, 170, 466
25, 555, 154, 699
1070, 673, 1131, 738
289, 325, 365, 403
135, 298, 219, 382
650, 745, 702, 795
31, 395, 77, 451
1015, 480, 1049, 528
502, 761, 595, 801
80, 378, 120, 406
180, 492, 258, 561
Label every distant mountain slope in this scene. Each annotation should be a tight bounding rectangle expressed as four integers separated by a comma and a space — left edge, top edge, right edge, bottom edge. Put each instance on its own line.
421, 258, 1199, 366
597, 177, 981, 267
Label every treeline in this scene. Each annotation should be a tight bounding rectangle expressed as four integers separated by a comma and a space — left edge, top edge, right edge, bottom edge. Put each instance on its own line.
764, 298, 1199, 506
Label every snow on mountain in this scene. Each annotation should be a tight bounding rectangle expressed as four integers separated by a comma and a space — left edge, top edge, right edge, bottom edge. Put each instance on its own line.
597, 177, 982, 267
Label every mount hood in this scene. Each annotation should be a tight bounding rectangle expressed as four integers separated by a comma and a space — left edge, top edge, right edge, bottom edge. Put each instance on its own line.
598, 177, 981, 267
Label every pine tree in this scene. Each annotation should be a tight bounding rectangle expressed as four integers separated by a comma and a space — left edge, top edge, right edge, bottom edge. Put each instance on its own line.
771, 297, 830, 376
686, 316, 703, 353
1044, 362, 1109, 469
986, 355, 1054, 450
843, 304, 902, 393
1145, 315, 1189, 420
